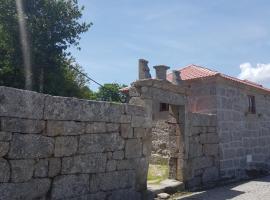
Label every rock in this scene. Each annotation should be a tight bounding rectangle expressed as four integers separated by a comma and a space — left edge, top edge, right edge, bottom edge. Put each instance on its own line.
0, 178, 51, 200
200, 133, 219, 144
203, 144, 219, 156
34, 159, 48, 177
90, 171, 135, 191
113, 151, 124, 160
46, 120, 85, 136
54, 136, 78, 157
120, 124, 133, 138
1, 118, 45, 134
0, 158, 10, 182
85, 122, 106, 133
0, 86, 44, 119
48, 158, 61, 177
106, 123, 120, 132
0, 132, 12, 141
131, 116, 152, 128
0, 142, 9, 157
10, 159, 34, 182
51, 174, 89, 200
157, 193, 170, 199
62, 153, 106, 174
79, 133, 124, 154
202, 167, 219, 184
106, 160, 117, 172
125, 139, 142, 158
8, 133, 54, 159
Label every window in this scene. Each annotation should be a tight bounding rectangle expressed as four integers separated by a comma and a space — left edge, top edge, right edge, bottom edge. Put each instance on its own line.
248, 95, 256, 114
160, 103, 169, 112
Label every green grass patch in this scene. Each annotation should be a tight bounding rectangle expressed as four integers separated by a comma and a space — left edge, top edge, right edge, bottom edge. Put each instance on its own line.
147, 164, 169, 184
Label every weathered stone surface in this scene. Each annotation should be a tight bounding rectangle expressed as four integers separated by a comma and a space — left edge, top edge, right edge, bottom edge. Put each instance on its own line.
46, 121, 85, 136
10, 159, 34, 182
131, 116, 152, 128
1, 118, 45, 134
62, 154, 106, 174
54, 136, 78, 157
85, 122, 106, 133
0, 158, 10, 182
45, 96, 124, 122
0, 142, 9, 157
192, 156, 213, 170
133, 158, 148, 191
34, 159, 48, 178
49, 158, 61, 177
8, 134, 54, 159
189, 136, 203, 158
134, 127, 151, 138
106, 123, 120, 132
200, 133, 219, 144
203, 144, 219, 156
0, 86, 44, 119
108, 189, 141, 200
0, 132, 12, 141
90, 171, 135, 191
51, 174, 89, 199
142, 136, 152, 157
0, 178, 51, 200
125, 139, 142, 158
113, 151, 124, 160
120, 124, 133, 138
202, 167, 219, 183
106, 160, 117, 172
125, 104, 147, 117
79, 133, 124, 153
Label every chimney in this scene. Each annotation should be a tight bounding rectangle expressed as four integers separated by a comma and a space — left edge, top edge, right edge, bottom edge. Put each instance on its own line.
171, 70, 182, 85
153, 65, 170, 80
138, 59, 151, 80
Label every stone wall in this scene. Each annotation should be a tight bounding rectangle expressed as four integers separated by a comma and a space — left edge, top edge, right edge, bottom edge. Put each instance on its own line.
186, 76, 270, 184
216, 78, 270, 180
0, 86, 151, 200
185, 113, 219, 190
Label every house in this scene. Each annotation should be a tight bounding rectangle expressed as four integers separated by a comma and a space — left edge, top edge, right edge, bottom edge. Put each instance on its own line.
167, 64, 270, 179
123, 61, 270, 185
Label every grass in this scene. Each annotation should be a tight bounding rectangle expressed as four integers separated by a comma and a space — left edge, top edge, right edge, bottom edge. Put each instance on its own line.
147, 164, 169, 184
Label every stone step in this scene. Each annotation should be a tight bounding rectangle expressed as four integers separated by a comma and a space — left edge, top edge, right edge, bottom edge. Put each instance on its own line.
147, 179, 185, 198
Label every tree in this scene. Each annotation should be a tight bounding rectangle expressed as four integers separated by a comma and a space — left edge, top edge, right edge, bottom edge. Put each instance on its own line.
0, 0, 93, 98
96, 83, 127, 102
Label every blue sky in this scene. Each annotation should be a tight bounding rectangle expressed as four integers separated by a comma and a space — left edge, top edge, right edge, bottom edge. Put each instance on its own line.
71, 0, 270, 90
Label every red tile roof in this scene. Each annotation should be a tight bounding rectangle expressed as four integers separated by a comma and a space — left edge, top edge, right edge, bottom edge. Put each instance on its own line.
167, 64, 219, 81
167, 65, 270, 93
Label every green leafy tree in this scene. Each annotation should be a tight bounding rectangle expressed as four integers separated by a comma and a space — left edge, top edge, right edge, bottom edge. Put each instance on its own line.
96, 83, 127, 102
0, 0, 93, 98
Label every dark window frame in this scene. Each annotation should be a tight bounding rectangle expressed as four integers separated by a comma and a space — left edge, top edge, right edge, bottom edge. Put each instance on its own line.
247, 95, 256, 114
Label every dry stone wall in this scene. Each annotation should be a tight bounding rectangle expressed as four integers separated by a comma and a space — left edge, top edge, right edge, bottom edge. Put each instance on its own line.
0, 86, 151, 200
185, 113, 219, 190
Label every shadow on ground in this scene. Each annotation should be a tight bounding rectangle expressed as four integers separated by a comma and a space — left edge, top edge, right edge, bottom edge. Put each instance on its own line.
175, 176, 270, 200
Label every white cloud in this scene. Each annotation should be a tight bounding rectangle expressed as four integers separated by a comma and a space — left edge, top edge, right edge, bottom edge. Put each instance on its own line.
238, 63, 270, 86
